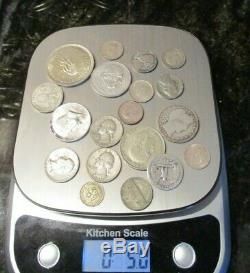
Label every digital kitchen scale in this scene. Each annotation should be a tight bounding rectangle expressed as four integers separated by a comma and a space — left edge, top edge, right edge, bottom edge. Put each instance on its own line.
5, 25, 231, 273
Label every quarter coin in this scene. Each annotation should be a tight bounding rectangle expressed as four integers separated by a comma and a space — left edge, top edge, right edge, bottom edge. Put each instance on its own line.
129, 80, 154, 103
131, 51, 158, 73
162, 48, 186, 69
101, 40, 124, 60
80, 182, 104, 207
118, 101, 144, 125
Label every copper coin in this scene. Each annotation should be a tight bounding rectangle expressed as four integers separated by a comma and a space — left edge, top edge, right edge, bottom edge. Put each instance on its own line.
118, 101, 144, 125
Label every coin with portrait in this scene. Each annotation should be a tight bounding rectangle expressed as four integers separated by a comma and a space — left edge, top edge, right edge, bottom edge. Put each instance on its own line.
162, 48, 186, 69
131, 51, 158, 73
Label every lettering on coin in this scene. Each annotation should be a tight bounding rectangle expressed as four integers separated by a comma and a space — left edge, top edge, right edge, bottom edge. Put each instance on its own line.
80, 182, 104, 207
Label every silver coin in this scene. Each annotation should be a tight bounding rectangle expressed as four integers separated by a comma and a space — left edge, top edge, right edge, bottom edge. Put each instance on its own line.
156, 74, 184, 100
129, 80, 154, 103
87, 148, 121, 183
91, 61, 131, 97
184, 143, 211, 170
121, 177, 153, 211
51, 103, 91, 142
118, 101, 144, 125
162, 48, 186, 69
131, 51, 158, 73
148, 154, 184, 191
80, 182, 104, 207
47, 44, 95, 87
45, 148, 79, 183
90, 115, 123, 147
120, 126, 166, 170
31, 83, 64, 113
159, 105, 199, 143
101, 40, 124, 60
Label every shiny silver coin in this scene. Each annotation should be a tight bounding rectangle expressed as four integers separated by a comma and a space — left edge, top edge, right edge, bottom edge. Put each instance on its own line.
90, 115, 123, 147
131, 51, 158, 73
31, 83, 64, 113
118, 101, 144, 125
158, 105, 199, 143
120, 126, 166, 170
156, 74, 184, 100
129, 80, 154, 103
121, 177, 153, 211
51, 103, 91, 142
45, 148, 79, 183
87, 148, 121, 183
162, 48, 186, 69
47, 44, 95, 87
101, 40, 124, 60
148, 154, 184, 191
80, 182, 104, 207
91, 61, 131, 97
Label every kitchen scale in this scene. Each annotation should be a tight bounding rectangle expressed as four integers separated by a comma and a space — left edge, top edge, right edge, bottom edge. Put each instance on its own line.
5, 25, 231, 273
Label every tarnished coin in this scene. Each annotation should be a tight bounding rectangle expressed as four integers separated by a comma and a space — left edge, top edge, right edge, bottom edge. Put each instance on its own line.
87, 148, 121, 183
90, 116, 123, 147
120, 126, 166, 170
148, 154, 184, 191
45, 148, 79, 183
121, 177, 153, 211
131, 51, 158, 73
101, 40, 124, 60
80, 182, 104, 207
118, 101, 144, 125
31, 83, 63, 113
156, 74, 184, 100
162, 48, 186, 69
47, 44, 95, 86
159, 105, 199, 143
184, 143, 211, 170
91, 61, 131, 97
51, 103, 91, 142
129, 80, 154, 103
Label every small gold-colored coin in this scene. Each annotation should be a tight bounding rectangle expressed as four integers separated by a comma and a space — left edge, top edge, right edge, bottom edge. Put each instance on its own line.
80, 182, 104, 207
101, 40, 124, 60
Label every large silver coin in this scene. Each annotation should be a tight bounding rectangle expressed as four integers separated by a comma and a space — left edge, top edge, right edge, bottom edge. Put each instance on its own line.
148, 154, 184, 191
87, 148, 121, 183
118, 101, 144, 125
51, 103, 91, 142
162, 48, 186, 69
120, 126, 166, 170
101, 40, 124, 60
129, 80, 154, 103
47, 44, 95, 87
91, 61, 131, 97
45, 148, 79, 183
90, 116, 123, 147
31, 83, 64, 113
80, 182, 104, 207
121, 177, 153, 211
131, 51, 158, 73
159, 105, 199, 143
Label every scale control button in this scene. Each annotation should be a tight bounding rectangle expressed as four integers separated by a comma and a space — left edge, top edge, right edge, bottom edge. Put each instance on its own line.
172, 242, 196, 269
37, 242, 60, 269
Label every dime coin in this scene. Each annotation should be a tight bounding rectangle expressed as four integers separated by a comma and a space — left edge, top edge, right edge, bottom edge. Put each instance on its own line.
80, 182, 104, 207
118, 101, 144, 125
87, 148, 121, 183
156, 74, 184, 100
184, 143, 211, 170
47, 44, 95, 86
120, 126, 166, 170
121, 177, 153, 211
51, 103, 91, 142
101, 40, 124, 60
31, 82, 63, 113
131, 51, 158, 73
148, 154, 184, 191
162, 48, 186, 69
91, 61, 131, 97
129, 80, 154, 103
158, 105, 199, 143
90, 115, 123, 147
45, 148, 79, 182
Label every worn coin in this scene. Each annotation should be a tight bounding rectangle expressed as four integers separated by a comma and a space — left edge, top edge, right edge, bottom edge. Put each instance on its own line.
91, 61, 131, 97
47, 44, 95, 86
80, 182, 104, 207
121, 177, 153, 211
162, 48, 186, 69
118, 101, 144, 125
90, 115, 123, 147
51, 103, 91, 142
148, 154, 184, 191
129, 80, 154, 103
131, 51, 158, 73
184, 143, 211, 170
120, 126, 166, 170
87, 148, 121, 183
45, 148, 79, 182
159, 105, 199, 143
101, 40, 124, 60
31, 82, 64, 113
